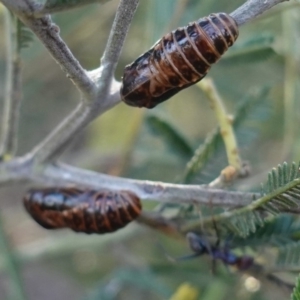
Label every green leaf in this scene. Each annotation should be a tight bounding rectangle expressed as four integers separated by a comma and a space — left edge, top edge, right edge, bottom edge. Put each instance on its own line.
223, 32, 277, 64
182, 128, 220, 184
145, 113, 194, 159
277, 242, 300, 269
185, 162, 300, 237
182, 86, 271, 184
220, 211, 265, 238
231, 215, 300, 249
145, 0, 184, 42
239, 32, 275, 48
17, 20, 34, 50
226, 163, 300, 236
261, 162, 300, 206
291, 274, 300, 300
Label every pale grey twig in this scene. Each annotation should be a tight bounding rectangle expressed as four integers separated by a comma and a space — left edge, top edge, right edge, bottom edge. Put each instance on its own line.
42, 163, 257, 207
0, 156, 33, 187
0, 158, 257, 207
6, 0, 139, 164
1, 0, 288, 166
0, 10, 22, 158
231, 0, 289, 26
2, 0, 96, 98
100, 0, 139, 79
0, 0, 291, 209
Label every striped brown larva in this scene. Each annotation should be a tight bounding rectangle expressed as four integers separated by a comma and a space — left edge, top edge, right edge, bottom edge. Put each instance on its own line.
23, 187, 142, 234
121, 13, 238, 108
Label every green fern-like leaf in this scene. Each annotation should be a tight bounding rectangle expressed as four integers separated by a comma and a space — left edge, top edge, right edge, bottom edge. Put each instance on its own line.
261, 162, 300, 211
185, 162, 300, 237
182, 128, 220, 183
222, 32, 277, 64
231, 215, 300, 248
145, 114, 194, 159
17, 21, 34, 50
239, 32, 274, 48
182, 86, 271, 184
291, 274, 300, 300
223, 162, 300, 237
277, 242, 300, 269
218, 211, 265, 238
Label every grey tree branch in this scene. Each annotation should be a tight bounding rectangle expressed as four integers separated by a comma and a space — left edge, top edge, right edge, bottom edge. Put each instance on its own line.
26, 0, 288, 165
0, 0, 290, 209
2, 0, 96, 98
8, 0, 138, 164
231, 0, 289, 26
0, 158, 257, 207
101, 0, 139, 68
0, 0, 137, 164
0, 10, 22, 158
46, 163, 258, 206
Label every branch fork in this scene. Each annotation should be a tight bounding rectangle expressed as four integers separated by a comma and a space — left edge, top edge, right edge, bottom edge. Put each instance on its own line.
0, 0, 290, 210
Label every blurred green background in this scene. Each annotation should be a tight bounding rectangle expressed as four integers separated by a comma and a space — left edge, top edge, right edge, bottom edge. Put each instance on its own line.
0, 0, 300, 299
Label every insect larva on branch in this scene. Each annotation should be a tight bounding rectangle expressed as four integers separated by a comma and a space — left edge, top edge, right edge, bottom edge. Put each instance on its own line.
23, 187, 142, 234
121, 13, 239, 108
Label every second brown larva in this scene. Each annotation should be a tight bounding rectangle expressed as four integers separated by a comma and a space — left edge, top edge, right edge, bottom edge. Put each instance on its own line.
121, 13, 238, 108
23, 187, 142, 234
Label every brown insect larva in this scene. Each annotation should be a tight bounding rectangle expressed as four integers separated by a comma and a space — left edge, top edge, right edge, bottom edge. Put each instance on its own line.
23, 187, 142, 234
121, 12, 238, 108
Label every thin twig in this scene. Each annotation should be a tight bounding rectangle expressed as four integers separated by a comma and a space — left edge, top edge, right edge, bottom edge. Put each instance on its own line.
197, 79, 243, 188
0, 0, 290, 203
2, 0, 96, 98
198, 79, 242, 170
42, 163, 257, 207
136, 212, 181, 238
17, 0, 139, 164
101, 0, 139, 69
0, 10, 22, 159
231, 0, 289, 26
0, 158, 258, 207
0, 212, 27, 300
182, 176, 300, 233
1, 0, 288, 166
